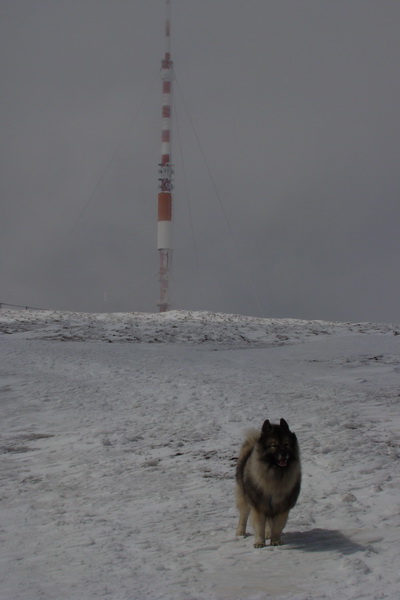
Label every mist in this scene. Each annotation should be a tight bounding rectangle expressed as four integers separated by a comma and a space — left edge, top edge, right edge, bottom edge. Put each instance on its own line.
1, 0, 400, 322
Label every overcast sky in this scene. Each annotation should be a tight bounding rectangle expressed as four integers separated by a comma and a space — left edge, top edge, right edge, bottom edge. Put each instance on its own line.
1, 0, 400, 322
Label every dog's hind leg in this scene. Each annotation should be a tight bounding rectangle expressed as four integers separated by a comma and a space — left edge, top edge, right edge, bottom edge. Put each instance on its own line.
265, 518, 271, 540
235, 487, 250, 536
235, 481, 250, 536
236, 504, 250, 537
269, 510, 289, 546
251, 508, 267, 548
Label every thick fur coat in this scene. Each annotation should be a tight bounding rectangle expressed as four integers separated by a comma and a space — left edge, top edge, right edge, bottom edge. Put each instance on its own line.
235, 418, 301, 547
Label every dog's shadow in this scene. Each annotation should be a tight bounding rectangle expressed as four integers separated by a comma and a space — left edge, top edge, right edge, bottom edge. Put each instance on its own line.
284, 529, 367, 555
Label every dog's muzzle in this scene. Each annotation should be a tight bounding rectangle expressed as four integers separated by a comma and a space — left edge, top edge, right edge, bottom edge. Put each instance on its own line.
276, 453, 288, 467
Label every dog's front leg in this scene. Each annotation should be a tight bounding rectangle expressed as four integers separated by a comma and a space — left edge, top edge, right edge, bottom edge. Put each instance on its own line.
251, 509, 267, 548
270, 510, 289, 546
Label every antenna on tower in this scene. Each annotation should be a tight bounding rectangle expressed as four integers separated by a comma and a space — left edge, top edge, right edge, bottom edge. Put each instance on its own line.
157, 0, 173, 312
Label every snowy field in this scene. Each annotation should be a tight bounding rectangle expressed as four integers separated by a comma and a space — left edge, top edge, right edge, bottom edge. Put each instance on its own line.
1, 309, 400, 600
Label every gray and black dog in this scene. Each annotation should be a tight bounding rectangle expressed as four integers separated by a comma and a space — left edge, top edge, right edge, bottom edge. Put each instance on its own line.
235, 418, 301, 548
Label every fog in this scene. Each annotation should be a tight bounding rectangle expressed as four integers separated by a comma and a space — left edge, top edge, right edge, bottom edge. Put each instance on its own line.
1, 0, 400, 322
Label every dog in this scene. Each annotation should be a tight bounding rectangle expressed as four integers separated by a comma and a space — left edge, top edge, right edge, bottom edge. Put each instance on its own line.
235, 418, 301, 548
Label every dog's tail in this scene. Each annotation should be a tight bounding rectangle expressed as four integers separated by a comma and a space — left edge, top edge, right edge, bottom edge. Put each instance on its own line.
235, 428, 259, 483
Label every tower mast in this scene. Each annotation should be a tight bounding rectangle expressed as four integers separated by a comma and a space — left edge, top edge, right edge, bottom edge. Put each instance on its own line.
157, 0, 173, 312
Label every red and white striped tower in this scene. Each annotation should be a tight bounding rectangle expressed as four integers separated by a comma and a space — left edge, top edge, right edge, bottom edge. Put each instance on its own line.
157, 0, 173, 312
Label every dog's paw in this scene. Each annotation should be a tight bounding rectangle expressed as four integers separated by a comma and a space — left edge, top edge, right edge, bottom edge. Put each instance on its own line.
270, 540, 284, 546
253, 541, 266, 548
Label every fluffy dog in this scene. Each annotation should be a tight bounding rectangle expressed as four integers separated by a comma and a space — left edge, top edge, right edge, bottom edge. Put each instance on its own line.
235, 418, 301, 547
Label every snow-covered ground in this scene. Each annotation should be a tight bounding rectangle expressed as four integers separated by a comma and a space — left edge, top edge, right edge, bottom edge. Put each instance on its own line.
1, 309, 399, 600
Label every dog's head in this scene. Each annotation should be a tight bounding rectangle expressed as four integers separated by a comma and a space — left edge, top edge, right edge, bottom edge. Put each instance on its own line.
258, 418, 299, 469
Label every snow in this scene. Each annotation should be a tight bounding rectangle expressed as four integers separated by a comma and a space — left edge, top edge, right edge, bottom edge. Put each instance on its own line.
0, 308, 399, 600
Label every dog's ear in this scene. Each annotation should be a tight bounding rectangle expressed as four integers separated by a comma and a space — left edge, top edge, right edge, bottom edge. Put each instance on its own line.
280, 418, 289, 431
261, 419, 272, 435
